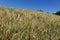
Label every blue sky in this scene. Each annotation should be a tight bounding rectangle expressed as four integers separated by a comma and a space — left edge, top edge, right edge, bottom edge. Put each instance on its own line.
0, 0, 60, 13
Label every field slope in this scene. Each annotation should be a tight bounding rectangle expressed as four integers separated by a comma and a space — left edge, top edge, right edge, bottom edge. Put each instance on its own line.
0, 6, 60, 40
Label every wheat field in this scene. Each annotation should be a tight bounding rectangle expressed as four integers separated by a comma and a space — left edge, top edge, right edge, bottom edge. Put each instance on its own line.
0, 6, 60, 40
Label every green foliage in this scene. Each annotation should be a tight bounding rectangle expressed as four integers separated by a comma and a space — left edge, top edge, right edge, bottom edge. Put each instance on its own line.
37, 9, 44, 12
54, 11, 60, 15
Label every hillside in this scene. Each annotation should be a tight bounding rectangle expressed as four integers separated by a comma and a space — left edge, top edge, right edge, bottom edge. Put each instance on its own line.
0, 6, 60, 40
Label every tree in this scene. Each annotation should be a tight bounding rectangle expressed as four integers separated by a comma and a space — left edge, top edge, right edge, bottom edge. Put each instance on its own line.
37, 9, 44, 12
54, 11, 60, 15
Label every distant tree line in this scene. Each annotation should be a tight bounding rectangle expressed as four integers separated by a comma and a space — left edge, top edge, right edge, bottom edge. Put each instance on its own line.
37, 9, 60, 15
37, 9, 44, 12
37, 9, 50, 13
53, 11, 60, 15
